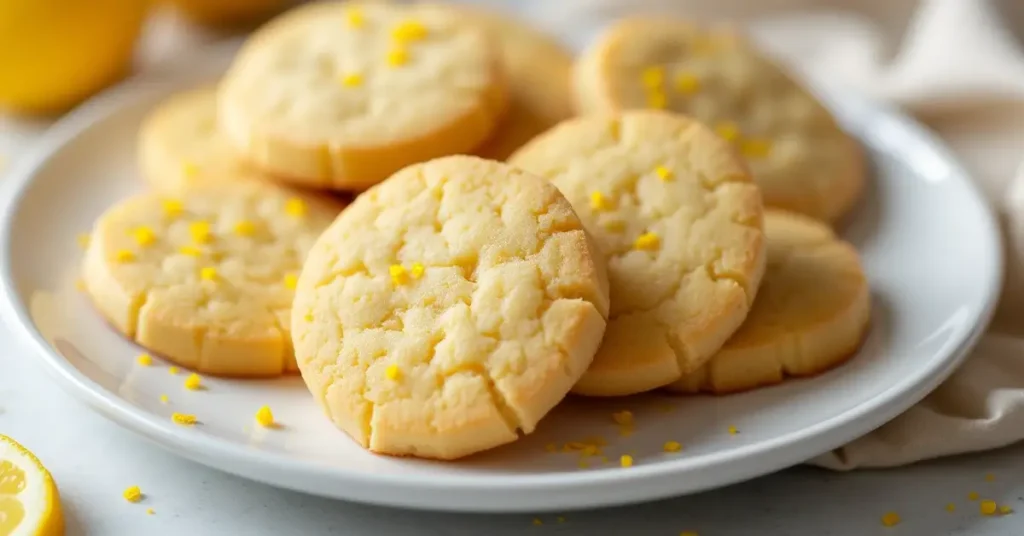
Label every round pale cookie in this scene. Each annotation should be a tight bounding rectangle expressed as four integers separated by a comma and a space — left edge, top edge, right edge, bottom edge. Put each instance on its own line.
574, 18, 863, 223
217, 1, 507, 191
437, 5, 573, 160
509, 111, 766, 397
291, 155, 610, 460
82, 182, 340, 377
669, 210, 870, 394
139, 87, 264, 193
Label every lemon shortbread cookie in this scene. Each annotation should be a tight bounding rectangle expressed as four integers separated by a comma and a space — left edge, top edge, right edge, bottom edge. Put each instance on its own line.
217, 1, 507, 191
82, 182, 339, 376
292, 155, 609, 459
510, 111, 766, 397
139, 87, 264, 193
574, 18, 863, 223
443, 5, 573, 160
669, 210, 870, 394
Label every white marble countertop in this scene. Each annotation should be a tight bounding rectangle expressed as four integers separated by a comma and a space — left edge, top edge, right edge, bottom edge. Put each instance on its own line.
3, 7, 1024, 536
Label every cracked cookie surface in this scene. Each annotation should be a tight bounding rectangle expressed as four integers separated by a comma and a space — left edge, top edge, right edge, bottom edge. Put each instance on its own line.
218, 1, 507, 191
669, 209, 870, 394
574, 18, 864, 223
82, 182, 340, 376
291, 155, 609, 460
139, 87, 264, 194
510, 111, 766, 396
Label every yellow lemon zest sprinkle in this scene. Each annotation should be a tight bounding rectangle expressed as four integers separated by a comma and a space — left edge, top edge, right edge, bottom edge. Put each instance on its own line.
634, 232, 660, 251
178, 245, 202, 257
969, 491, 980, 501
189, 221, 212, 244
544, 443, 557, 453
233, 220, 256, 237
581, 445, 599, 457
184, 373, 202, 390
285, 198, 307, 218
674, 72, 701, 94
600, 456, 609, 464
557, 516, 565, 523
200, 267, 217, 281
159, 394, 169, 404
389, 264, 408, 285
881, 512, 900, 527
663, 441, 682, 452
611, 410, 633, 426
146, 508, 155, 515
304, 312, 314, 322
646, 91, 667, 109
985, 473, 996, 482
341, 72, 363, 87
392, 20, 428, 42
620, 455, 634, 468
590, 191, 610, 211
981, 500, 998, 515
1000, 505, 1013, 514
602, 219, 625, 232
728, 425, 739, 435
162, 199, 184, 217
532, 518, 543, 526
715, 121, 741, 142
945, 503, 955, 512
123, 485, 143, 503
137, 353, 153, 366
75, 279, 86, 292
77, 233, 91, 249
284, 274, 298, 290
345, 7, 364, 28
387, 47, 408, 67
642, 66, 664, 89
655, 165, 673, 181
385, 363, 401, 381
171, 412, 197, 426
115, 250, 136, 263
740, 138, 773, 159
132, 226, 157, 247
577, 460, 589, 469
182, 161, 200, 178
255, 405, 274, 427
410, 262, 425, 279
168, 366, 180, 375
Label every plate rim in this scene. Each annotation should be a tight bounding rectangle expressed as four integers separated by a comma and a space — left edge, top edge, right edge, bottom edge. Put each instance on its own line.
0, 41, 1004, 512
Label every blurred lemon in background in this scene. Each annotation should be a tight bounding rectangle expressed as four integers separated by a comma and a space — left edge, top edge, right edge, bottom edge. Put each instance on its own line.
0, 0, 150, 115
165, 0, 289, 26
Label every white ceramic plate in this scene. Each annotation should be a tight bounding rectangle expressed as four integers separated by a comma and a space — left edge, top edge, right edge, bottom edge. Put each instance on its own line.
0, 41, 1002, 513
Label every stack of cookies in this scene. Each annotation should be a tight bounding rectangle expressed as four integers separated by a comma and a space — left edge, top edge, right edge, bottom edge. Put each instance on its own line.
80, 1, 871, 461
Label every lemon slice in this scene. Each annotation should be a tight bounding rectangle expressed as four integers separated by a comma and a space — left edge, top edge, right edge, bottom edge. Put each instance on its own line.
0, 435, 63, 536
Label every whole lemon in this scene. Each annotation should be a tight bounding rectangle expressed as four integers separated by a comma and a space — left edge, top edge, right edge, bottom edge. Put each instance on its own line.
166, 0, 290, 26
0, 0, 150, 115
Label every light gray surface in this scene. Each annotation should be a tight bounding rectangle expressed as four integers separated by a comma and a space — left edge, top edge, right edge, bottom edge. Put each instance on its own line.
2, 338, 1023, 535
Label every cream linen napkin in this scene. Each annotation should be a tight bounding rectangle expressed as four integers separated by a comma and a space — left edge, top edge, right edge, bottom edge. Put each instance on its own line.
513, 0, 1024, 469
